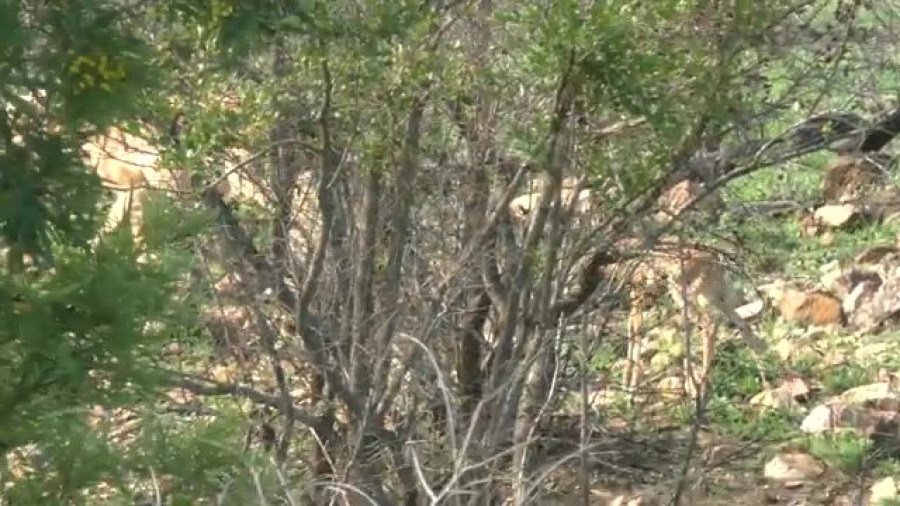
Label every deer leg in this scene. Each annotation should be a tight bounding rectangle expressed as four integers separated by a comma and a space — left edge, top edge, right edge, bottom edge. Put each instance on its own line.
715, 293, 772, 390
625, 289, 644, 400
128, 187, 147, 251
103, 190, 131, 237
697, 317, 718, 401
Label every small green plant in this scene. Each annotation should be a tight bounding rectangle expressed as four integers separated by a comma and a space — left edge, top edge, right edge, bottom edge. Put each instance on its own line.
708, 340, 780, 400
790, 354, 821, 378
590, 342, 621, 377
819, 363, 874, 395
804, 433, 872, 475
876, 458, 900, 478
705, 399, 798, 441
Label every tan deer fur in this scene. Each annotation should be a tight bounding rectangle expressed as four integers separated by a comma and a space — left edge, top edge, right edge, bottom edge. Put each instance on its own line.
508, 175, 767, 398
625, 181, 766, 397
82, 126, 190, 249
612, 236, 769, 398
508, 176, 594, 219
7, 90, 278, 252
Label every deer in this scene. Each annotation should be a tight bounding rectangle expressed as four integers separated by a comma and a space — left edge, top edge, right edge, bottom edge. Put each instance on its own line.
602, 180, 771, 399
609, 234, 770, 400
5, 89, 275, 254
6, 90, 186, 251
82, 125, 191, 251
510, 176, 770, 399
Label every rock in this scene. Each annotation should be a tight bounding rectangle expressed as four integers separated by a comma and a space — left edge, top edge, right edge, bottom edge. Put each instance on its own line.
763, 452, 825, 482
777, 287, 845, 327
820, 260, 843, 290
751, 387, 803, 411
870, 476, 899, 505
856, 266, 900, 333
868, 188, 900, 225
826, 268, 883, 301
839, 382, 900, 411
855, 245, 900, 266
801, 380, 900, 437
784, 376, 813, 398
822, 156, 885, 205
647, 326, 680, 347
845, 280, 882, 323
654, 179, 720, 224
821, 259, 842, 273
801, 401, 900, 437
735, 299, 765, 321
654, 336, 685, 359
213, 272, 245, 296
751, 377, 811, 411
814, 203, 862, 229
802, 404, 836, 434
210, 363, 240, 383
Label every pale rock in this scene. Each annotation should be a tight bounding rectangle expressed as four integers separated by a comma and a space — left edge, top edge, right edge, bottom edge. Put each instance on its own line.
802, 399, 900, 437
783, 376, 813, 398
735, 299, 765, 321
210, 364, 240, 383
763, 452, 825, 482
870, 476, 899, 505
751, 377, 811, 412
823, 348, 851, 367
142, 320, 167, 334
845, 280, 881, 320
751, 387, 802, 411
814, 203, 861, 228
827, 268, 883, 301
648, 326, 681, 349
839, 382, 900, 411
801, 404, 836, 434
820, 262, 844, 293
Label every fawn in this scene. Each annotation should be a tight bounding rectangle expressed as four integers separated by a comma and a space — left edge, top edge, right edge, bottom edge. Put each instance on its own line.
611, 235, 770, 399
509, 176, 770, 399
